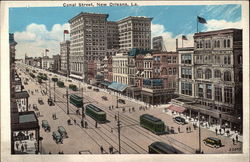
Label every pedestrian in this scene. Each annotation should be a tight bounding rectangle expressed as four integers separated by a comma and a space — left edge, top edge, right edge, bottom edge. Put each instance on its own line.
21, 144, 24, 152
16, 142, 19, 150
233, 138, 235, 145
81, 120, 84, 128
95, 122, 98, 128
129, 108, 131, 113
236, 135, 239, 142
219, 128, 222, 135
52, 114, 54, 120
49, 151, 51, 154
74, 119, 76, 125
100, 146, 104, 154
186, 126, 189, 133
215, 128, 218, 135
85, 121, 88, 128
109, 106, 111, 110
109, 146, 113, 154
178, 126, 180, 133
132, 107, 135, 112
24, 142, 27, 151
115, 115, 117, 121
189, 126, 191, 132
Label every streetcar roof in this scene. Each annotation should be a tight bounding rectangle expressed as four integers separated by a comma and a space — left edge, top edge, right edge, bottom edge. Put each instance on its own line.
141, 114, 161, 122
86, 104, 103, 112
150, 142, 183, 154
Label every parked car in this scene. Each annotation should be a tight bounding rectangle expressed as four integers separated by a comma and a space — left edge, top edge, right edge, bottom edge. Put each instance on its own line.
33, 104, 38, 110
41, 120, 50, 132
87, 86, 92, 89
203, 137, 222, 148
118, 99, 125, 104
52, 131, 63, 144
93, 88, 99, 92
173, 116, 186, 125
38, 98, 44, 105
58, 126, 68, 138
101, 96, 108, 100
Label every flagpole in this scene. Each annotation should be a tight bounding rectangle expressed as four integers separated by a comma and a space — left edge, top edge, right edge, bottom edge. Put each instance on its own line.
63, 33, 65, 42
197, 16, 198, 33
182, 38, 183, 48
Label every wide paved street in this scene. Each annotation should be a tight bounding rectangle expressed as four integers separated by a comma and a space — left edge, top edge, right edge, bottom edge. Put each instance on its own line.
16, 63, 242, 154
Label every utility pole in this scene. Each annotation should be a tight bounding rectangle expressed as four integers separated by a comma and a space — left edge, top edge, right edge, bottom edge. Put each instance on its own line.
117, 112, 121, 154
81, 87, 85, 124
54, 81, 56, 102
198, 111, 201, 153
66, 88, 69, 114
49, 78, 51, 99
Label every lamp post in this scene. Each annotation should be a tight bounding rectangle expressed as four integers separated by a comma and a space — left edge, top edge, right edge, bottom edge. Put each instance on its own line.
198, 113, 204, 154
39, 137, 43, 154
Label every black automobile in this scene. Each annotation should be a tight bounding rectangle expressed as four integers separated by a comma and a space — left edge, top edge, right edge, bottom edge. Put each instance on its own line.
87, 86, 92, 89
42, 120, 51, 132
101, 96, 108, 101
93, 88, 99, 92
118, 99, 125, 104
173, 116, 186, 125
52, 131, 63, 144
38, 98, 44, 105
203, 137, 222, 148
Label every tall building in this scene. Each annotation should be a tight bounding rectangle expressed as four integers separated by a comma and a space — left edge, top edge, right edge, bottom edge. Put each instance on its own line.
153, 36, 164, 51
117, 16, 152, 51
60, 40, 70, 77
52, 54, 61, 73
69, 12, 108, 80
172, 28, 242, 132
107, 21, 119, 49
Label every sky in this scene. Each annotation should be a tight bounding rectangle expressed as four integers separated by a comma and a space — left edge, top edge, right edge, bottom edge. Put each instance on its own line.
9, 4, 242, 59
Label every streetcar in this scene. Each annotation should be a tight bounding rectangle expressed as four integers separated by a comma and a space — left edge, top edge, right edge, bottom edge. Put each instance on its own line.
140, 114, 166, 135
148, 141, 183, 154
69, 94, 83, 108
85, 104, 106, 123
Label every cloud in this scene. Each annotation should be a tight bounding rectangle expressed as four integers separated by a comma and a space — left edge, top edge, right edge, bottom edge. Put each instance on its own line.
151, 23, 194, 51
14, 23, 70, 59
204, 19, 242, 31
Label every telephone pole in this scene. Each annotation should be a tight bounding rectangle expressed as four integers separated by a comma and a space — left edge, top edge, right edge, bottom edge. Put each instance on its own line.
49, 78, 51, 99
66, 88, 69, 114
54, 81, 56, 102
117, 112, 121, 154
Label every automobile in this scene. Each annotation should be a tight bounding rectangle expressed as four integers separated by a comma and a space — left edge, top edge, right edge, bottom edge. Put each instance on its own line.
41, 120, 51, 132
38, 98, 44, 105
68, 79, 72, 82
173, 116, 186, 125
93, 88, 99, 92
118, 99, 125, 104
24, 81, 28, 85
58, 126, 68, 138
101, 96, 108, 101
52, 131, 63, 144
47, 98, 54, 106
203, 137, 222, 148
87, 86, 92, 89
49, 74, 52, 76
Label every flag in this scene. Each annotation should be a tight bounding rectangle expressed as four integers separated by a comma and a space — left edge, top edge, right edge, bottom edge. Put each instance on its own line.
64, 30, 69, 34
182, 35, 188, 40
197, 16, 207, 24
45, 49, 49, 52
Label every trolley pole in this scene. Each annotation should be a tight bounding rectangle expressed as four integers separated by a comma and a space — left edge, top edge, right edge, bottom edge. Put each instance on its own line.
81, 87, 85, 125
117, 112, 121, 154
198, 111, 201, 153
46, 81, 48, 94
116, 93, 119, 108
66, 88, 69, 114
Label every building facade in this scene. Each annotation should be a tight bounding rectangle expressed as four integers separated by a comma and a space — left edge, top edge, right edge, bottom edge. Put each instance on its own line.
41, 56, 54, 70
172, 28, 242, 132
153, 36, 164, 51
52, 54, 61, 73
107, 21, 119, 49
117, 16, 152, 51
69, 12, 108, 80
60, 40, 70, 76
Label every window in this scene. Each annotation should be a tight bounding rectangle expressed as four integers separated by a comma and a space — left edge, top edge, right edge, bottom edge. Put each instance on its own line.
181, 54, 192, 64
206, 84, 212, 99
173, 56, 177, 63
214, 41, 217, 48
173, 68, 177, 75
181, 82, 192, 96
198, 84, 203, 97
238, 55, 242, 64
224, 40, 227, 48
215, 87, 222, 102
168, 68, 172, 75
214, 70, 221, 78
161, 67, 167, 75
205, 69, 212, 79
215, 55, 221, 64
167, 56, 171, 63
224, 71, 231, 81
217, 40, 220, 48
197, 69, 203, 78
227, 39, 230, 48
224, 87, 233, 103
181, 68, 192, 79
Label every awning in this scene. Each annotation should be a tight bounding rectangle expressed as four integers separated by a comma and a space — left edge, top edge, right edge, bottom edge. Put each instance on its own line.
100, 81, 111, 87
108, 82, 128, 92
167, 105, 186, 113
70, 74, 83, 80
14, 91, 29, 99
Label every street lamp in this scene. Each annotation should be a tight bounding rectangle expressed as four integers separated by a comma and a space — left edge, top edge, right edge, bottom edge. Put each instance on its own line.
39, 137, 43, 154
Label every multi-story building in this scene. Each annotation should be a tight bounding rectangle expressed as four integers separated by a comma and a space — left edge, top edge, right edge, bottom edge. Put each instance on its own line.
69, 12, 108, 80
59, 40, 70, 76
41, 56, 54, 70
107, 21, 119, 49
153, 36, 164, 51
52, 54, 61, 73
172, 28, 242, 132
117, 16, 152, 51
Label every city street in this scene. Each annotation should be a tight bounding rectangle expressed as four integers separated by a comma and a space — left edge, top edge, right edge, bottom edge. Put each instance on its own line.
16, 63, 242, 154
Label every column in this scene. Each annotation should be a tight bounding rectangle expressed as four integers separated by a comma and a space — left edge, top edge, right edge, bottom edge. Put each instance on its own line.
26, 97, 29, 111
208, 115, 211, 125
189, 109, 192, 118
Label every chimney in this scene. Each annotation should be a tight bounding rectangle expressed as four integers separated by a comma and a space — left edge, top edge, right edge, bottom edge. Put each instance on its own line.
176, 39, 178, 51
